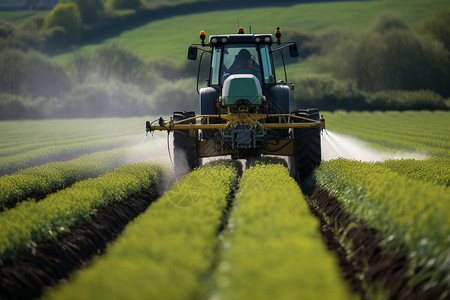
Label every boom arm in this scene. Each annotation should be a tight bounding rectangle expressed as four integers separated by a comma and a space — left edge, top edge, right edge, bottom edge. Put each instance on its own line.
146, 113, 325, 134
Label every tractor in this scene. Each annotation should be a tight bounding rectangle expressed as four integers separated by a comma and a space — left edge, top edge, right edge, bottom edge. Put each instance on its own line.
146, 27, 325, 182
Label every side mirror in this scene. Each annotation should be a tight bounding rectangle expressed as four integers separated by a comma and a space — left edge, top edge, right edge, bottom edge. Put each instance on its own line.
188, 46, 198, 60
289, 43, 299, 58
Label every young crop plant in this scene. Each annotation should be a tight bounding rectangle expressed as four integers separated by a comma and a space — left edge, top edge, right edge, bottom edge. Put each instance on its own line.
0, 117, 151, 175
0, 145, 159, 209
376, 157, 449, 187
0, 135, 142, 175
0, 161, 165, 264
325, 111, 450, 157
315, 159, 450, 288
45, 163, 240, 300
211, 163, 354, 300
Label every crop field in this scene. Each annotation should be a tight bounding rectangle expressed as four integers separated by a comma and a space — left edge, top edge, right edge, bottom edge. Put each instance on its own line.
0, 111, 449, 299
324, 111, 450, 157
0, 118, 167, 175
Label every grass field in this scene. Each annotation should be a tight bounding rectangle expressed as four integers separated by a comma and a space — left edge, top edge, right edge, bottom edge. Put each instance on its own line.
0, 10, 48, 24
53, 0, 449, 65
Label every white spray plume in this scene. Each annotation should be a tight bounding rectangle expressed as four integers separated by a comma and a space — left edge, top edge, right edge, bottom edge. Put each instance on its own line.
321, 131, 427, 162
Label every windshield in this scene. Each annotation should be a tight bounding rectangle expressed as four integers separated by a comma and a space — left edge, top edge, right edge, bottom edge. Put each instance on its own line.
210, 44, 263, 86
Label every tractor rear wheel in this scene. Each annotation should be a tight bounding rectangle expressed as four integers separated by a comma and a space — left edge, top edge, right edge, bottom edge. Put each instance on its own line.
173, 111, 199, 180
290, 108, 321, 192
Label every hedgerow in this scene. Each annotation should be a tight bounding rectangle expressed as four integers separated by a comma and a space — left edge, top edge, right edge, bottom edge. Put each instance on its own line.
45, 163, 239, 299
315, 159, 450, 287
211, 163, 353, 299
0, 161, 164, 264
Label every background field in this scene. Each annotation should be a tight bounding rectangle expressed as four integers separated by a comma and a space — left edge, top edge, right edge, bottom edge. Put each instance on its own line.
1, 0, 449, 119
52, 0, 450, 64
0, 11, 48, 24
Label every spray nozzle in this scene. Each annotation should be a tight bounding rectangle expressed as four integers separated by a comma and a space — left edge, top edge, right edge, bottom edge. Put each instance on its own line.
320, 115, 327, 135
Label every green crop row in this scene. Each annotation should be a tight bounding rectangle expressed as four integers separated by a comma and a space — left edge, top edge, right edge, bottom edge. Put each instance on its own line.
0, 143, 161, 209
211, 163, 353, 299
325, 111, 450, 157
376, 157, 449, 187
0, 131, 138, 158
0, 161, 165, 264
0, 117, 160, 175
315, 159, 450, 287
0, 135, 143, 175
0, 118, 141, 150
45, 163, 239, 300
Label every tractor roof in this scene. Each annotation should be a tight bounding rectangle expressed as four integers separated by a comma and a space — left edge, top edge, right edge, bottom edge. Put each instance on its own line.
208, 34, 274, 45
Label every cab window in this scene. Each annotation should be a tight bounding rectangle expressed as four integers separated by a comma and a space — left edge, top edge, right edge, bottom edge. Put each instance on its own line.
260, 45, 275, 84
210, 47, 222, 85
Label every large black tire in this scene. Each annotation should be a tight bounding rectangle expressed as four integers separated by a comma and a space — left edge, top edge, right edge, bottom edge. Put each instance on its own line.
199, 87, 220, 140
173, 111, 199, 179
290, 108, 321, 182
268, 85, 290, 138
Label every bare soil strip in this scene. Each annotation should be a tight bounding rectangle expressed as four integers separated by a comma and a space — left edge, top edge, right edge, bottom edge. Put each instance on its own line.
308, 187, 448, 299
0, 187, 160, 300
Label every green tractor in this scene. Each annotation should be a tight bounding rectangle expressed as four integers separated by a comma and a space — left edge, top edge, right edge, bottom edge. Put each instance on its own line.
147, 27, 324, 182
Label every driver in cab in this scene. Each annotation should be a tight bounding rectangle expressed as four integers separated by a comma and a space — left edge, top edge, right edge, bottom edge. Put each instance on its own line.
226, 49, 261, 80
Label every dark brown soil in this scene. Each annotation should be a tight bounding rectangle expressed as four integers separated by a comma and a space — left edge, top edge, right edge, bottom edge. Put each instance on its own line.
309, 187, 448, 299
0, 187, 160, 300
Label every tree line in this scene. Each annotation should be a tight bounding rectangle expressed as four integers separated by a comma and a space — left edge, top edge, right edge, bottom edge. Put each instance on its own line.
286, 9, 450, 110
0, 43, 199, 119
0, 0, 145, 52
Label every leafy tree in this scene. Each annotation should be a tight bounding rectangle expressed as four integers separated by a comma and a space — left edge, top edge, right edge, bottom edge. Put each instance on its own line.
0, 20, 15, 38
61, 0, 104, 24
43, 3, 83, 43
106, 0, 143, 10
313, 15, 450, 97
417, 6, 450, 52
17, 16, 44, 31
373, 13, 409, 34
0, 94, 30, 120
0, 49, 70, 98
91, 43, 147, 84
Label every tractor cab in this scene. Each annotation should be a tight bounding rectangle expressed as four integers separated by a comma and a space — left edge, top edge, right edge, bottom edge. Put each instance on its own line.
208, 36, 273, 87
188, 27, 299, 124
188, 27, 299, 93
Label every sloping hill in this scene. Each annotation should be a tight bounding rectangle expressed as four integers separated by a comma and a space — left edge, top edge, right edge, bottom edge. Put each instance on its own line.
54, 0, 449, 64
